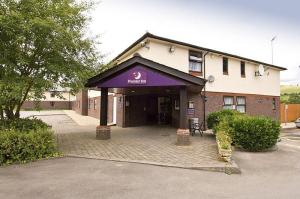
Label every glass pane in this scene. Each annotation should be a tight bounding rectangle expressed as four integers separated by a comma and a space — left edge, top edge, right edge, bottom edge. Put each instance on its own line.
189, 61, 202, 72
236, 105, 245, 113
224, 97, 233, 105
236, 97, 245, 105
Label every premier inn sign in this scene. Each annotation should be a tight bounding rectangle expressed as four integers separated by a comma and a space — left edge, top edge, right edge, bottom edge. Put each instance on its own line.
128, 70, 147, 84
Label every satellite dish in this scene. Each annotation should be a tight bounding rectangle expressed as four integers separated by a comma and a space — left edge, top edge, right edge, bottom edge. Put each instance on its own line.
258, 64, 265, 76
207, 75, 215, 83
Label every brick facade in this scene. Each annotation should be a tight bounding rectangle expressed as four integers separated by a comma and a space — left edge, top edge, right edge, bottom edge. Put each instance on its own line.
205, 91, 280, 121
87, 95, 114, 124
22, 101, 71, 110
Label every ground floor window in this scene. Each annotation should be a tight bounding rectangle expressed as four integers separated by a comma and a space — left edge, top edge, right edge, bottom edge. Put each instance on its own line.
272, 98, 276, 110
223, 96, 234, 110
236, 96, 246, 113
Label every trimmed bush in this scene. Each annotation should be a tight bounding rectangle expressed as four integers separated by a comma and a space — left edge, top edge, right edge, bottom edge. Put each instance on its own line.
229, 116, 280, 151
0, 128, 59, 165
0, 118, 49, 132
207, 109, 242, 132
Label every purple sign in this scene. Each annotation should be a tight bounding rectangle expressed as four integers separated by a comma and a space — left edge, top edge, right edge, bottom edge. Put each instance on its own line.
128, 70, 147, 85
97, 65, 186, 88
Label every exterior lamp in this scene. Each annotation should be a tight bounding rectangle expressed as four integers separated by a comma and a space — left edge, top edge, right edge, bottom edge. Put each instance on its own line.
169, 45, 175, 53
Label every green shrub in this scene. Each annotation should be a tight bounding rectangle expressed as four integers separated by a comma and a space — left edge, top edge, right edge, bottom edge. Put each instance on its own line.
216, 130, 232, 150
0, 128, 59, 165
229, 116, 280, 151
207, 109, 242, 132
0, 118, 49, 132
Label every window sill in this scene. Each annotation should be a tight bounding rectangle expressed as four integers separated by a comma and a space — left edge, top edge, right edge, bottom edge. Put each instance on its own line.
189, 71, 203, 76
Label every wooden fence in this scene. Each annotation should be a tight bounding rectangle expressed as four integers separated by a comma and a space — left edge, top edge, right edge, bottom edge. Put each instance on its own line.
280, 104, 300, 123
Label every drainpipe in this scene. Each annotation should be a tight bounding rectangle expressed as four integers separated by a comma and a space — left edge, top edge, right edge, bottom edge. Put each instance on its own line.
203, 51, 209, 130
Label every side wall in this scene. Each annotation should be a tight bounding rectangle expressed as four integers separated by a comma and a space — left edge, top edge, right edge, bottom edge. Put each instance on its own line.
22, 101, 71, 110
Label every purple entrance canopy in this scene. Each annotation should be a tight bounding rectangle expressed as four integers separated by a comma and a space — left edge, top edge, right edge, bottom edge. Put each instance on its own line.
97, 65, 186, 88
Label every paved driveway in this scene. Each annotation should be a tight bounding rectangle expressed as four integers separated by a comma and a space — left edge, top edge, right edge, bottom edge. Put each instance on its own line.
1, 144, 300, 199
21, 111, 238, 172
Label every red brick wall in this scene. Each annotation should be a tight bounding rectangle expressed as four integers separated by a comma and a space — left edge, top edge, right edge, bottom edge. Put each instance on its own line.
87, 95, 114, 124
73, 90, 88, 115
205, 91, 280, 121
22, 101, 71, 110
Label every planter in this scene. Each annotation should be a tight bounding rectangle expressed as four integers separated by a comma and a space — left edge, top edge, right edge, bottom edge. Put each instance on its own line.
217, 140, 232, 162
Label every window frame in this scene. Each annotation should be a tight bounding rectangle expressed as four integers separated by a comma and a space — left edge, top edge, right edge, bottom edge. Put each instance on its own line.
188, 50, 203, 74
236, 96, 246, 113
223, 57, 228, 75
241, 61, 246, 77
94, 99, 97, 110
223, 96, 234, 110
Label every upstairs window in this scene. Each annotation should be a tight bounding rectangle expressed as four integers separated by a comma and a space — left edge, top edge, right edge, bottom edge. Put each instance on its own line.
236, 96, 246, 113
189, 51, 202, 73
223, 96, 234, 110
241, 61, 245, 77
223, 57, 228, 75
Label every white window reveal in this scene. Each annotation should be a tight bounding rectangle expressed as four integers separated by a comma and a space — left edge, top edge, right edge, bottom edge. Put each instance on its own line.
223, 96, 234, 110
236, 96, 246, 113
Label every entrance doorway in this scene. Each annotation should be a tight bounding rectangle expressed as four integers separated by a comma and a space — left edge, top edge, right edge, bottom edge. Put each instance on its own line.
158, 97, 172, 125
125, 95, 174, 127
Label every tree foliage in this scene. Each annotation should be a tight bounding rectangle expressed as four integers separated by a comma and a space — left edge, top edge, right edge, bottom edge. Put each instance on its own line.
0, 0, 103, 119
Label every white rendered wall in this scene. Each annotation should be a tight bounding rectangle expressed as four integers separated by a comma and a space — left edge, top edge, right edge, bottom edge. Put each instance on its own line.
116, 39, 281, 96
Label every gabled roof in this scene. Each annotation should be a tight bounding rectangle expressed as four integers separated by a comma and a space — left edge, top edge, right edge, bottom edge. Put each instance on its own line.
111, 32, 287, 71
85, 55, 206, 88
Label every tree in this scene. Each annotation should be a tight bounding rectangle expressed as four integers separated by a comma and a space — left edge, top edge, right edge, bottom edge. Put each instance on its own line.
0, 0, 103, 119
288, 93, 300, 104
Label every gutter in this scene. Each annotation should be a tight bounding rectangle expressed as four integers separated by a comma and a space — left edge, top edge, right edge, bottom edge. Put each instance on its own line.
203, 51, 209, 130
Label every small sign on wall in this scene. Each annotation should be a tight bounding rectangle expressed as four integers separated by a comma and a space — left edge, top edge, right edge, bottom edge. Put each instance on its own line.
187, 108, 195, 115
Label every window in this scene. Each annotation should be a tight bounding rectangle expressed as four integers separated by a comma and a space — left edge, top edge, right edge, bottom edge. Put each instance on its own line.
88, 99, 92, 109
272, 98, 276, 110
50, 92, 55, 98
241, 61, 245, 77
189, 51, 202, 73
223, 57, 228, 75
94, 99, 97, 110
236, 96, 246, 113
50, 101, 55, 107
223, 96, 234, 110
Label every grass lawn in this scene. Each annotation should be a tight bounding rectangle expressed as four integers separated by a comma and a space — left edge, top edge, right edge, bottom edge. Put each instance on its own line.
281, 85, 300, 94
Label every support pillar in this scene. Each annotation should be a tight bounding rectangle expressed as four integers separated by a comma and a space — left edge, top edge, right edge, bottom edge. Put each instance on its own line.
176, 86, 190, 145
96, 88, 111, 140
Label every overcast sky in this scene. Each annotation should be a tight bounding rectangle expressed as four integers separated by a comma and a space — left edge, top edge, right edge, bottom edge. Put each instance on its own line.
89, 0, 300, 85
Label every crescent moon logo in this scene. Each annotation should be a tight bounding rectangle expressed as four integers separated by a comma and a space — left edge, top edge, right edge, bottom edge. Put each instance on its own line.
133, 72, 142, 80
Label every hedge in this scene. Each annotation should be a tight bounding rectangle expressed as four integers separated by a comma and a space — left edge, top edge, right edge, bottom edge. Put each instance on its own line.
0, 118, 49, 132
0, 128, 59, 165
229, 116, 280, 151
0, 118, 59, 166
207, 109, 242, 132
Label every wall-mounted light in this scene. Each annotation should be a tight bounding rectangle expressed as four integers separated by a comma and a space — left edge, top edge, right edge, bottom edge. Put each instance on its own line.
169, 45, 175, 53
140, 40, 150, 49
